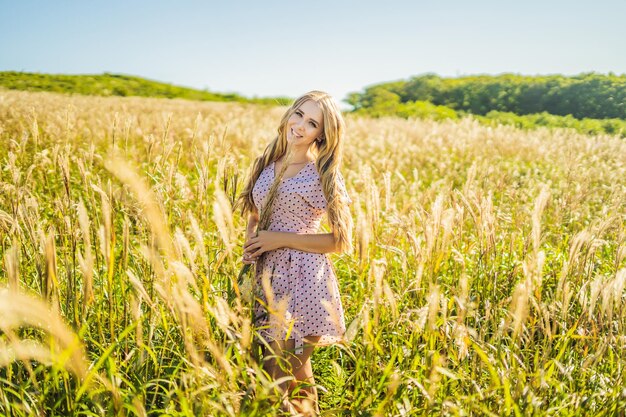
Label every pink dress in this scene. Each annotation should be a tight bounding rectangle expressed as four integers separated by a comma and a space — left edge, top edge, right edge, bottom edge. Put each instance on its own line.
252, 160, 348, 354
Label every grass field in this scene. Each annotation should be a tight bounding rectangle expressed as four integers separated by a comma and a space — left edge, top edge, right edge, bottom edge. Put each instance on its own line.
0, 89, 625, 416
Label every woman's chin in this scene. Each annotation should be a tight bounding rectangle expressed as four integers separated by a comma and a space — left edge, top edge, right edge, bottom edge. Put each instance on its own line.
285, 136, 310, 150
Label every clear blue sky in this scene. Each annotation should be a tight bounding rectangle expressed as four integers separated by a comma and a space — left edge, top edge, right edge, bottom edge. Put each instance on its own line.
1, 0, 625, 103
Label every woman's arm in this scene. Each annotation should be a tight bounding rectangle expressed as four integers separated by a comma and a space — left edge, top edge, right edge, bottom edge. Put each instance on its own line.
242, 210, 260, 265
244, 230, 339, 258
245, 211, 259, 239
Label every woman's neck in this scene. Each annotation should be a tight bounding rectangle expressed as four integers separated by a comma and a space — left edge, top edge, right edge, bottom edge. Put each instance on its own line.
285, 147, 315, 164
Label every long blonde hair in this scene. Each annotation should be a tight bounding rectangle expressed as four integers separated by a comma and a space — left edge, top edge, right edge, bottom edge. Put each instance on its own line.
237, 90, 353, 252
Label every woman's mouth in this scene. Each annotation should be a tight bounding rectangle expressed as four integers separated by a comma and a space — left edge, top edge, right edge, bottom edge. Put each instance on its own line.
291, 128, 302, 138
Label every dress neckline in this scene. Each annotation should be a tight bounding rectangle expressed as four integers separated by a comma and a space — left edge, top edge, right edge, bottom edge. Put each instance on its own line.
272, 160, 314, 181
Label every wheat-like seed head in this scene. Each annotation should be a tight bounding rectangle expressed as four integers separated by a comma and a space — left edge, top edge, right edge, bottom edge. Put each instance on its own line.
0, 289, 88, 379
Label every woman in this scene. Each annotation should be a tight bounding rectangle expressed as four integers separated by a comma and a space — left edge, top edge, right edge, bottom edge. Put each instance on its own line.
238, 90, 352, 414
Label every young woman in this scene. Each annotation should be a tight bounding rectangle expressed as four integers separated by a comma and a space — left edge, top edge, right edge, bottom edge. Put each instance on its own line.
238, 90, 352, 414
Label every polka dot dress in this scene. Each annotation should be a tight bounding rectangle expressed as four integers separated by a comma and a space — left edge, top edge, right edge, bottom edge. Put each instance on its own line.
252, 160, 349, 354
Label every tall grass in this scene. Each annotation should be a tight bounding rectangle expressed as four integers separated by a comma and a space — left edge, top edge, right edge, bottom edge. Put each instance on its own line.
0, 89, 625, 415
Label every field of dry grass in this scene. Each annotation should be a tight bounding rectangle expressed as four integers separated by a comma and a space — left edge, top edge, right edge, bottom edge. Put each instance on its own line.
0, 89, 625, 416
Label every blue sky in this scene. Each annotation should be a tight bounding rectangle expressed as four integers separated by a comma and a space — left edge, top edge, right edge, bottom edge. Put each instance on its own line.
1, 1, 625, 103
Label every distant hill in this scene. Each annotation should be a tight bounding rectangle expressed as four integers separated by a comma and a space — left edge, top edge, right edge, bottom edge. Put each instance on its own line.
0, 71, 291, 105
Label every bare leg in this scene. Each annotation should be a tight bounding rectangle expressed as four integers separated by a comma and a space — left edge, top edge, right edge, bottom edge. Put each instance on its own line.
285, 336, 321, 416
262, 336, 321, 416
262, 339, 293, 413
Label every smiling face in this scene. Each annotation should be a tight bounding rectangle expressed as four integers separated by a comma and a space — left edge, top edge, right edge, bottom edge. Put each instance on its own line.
286, 99, 324, 150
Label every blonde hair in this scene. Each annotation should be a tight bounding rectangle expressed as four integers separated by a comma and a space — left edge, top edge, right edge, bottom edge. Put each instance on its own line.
237, 90, 353, 252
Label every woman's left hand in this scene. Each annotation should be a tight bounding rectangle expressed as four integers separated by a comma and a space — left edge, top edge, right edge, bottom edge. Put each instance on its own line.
243, 231, 283, 259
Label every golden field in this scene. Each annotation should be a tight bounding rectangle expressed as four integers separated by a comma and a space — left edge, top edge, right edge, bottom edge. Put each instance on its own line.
0, 89, 625, 416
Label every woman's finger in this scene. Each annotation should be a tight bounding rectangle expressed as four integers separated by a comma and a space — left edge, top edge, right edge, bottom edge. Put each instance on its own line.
242, 252, 258, 264
245, 236, 262, 248
244, 242, 261, 254
249, 247, 264, 258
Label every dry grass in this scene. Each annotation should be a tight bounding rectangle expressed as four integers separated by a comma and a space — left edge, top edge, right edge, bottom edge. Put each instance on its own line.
0, 89, 625, 415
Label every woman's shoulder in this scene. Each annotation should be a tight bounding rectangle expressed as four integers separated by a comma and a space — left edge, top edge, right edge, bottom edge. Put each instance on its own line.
310, 166, 351, 206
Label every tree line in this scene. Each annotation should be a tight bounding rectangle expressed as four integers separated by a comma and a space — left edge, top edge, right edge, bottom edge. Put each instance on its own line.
346, 73, 626, 120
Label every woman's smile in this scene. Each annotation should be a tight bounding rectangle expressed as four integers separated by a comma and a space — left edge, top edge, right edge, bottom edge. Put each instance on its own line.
291, 128, 303, 138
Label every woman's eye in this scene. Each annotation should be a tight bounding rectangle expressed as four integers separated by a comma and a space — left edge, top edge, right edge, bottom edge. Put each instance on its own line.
309, 121, 317, 128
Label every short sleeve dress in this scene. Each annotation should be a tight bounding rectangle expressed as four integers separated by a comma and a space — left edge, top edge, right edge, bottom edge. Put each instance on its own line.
252, 160, 349, 354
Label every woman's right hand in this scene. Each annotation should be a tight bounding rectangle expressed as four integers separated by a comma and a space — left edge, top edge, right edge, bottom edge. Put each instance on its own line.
242, 251, 258, 265
242, 230, 259, 264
